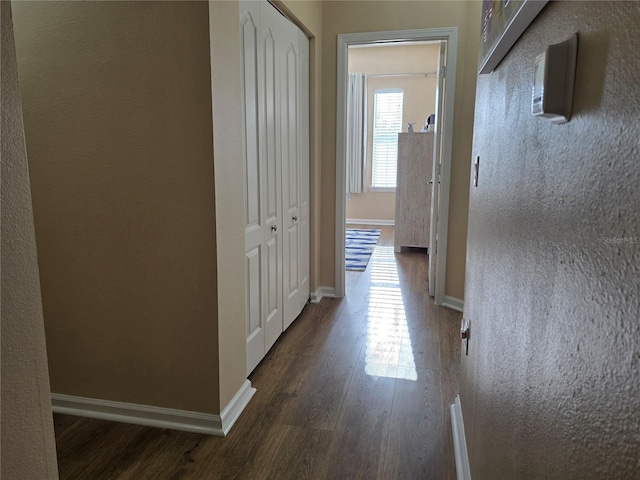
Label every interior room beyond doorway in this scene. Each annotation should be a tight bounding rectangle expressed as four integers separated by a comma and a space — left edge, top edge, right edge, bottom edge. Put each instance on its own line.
345, 42, 440, 226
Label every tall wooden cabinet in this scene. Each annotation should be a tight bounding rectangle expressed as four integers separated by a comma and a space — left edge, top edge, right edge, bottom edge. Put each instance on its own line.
394, 132, 434, 252
240, 1, 310, 374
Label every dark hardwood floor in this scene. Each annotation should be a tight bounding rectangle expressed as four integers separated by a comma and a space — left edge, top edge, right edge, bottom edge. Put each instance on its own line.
53, 225, 462, 479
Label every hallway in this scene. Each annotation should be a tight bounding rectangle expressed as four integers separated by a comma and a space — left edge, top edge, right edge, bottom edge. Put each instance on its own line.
53, 226, 462, 479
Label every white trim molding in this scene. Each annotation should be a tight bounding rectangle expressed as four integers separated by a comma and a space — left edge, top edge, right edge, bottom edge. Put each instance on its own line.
52, 380, 255, 437
443, 295, 464, 312
335, 28, 458, 301
219, 380, 256, 435
367, 186, 396, 193
450, 395, 472, 480
346, 218, 395, 226
310, 286, 337, 303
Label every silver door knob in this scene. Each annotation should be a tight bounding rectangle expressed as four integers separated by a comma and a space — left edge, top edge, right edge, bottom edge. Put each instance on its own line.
271, 225, 277, 232
292, 216, 298, 222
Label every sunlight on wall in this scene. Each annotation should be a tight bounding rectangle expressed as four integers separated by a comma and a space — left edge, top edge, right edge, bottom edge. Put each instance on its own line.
365, 246, 417, 381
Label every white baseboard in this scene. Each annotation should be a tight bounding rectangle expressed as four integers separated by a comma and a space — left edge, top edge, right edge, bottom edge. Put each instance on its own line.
450, 395, 471, 480
346, 218, 394, 226
310, 286, 337, 303
443, 295, 464, 312
219, 379, 255, 435
52, 379, 255, 437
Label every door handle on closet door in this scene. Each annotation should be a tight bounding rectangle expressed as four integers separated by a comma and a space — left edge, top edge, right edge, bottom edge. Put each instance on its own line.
292, 216, 298, 222
271, 225, 277, 232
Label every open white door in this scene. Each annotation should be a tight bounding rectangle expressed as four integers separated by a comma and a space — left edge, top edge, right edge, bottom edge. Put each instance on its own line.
428, 41, 446, 298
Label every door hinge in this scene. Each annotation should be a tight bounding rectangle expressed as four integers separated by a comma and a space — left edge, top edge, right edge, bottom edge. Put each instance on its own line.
438, 66, 446, 78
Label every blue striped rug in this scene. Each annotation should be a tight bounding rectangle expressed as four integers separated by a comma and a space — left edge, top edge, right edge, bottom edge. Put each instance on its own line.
346, 228, 382, 271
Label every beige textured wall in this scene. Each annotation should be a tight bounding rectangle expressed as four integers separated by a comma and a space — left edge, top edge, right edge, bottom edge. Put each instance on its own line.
461, 1, 640, 478
1, 2, 59, 478
13, 1, 220, 413
347, 44, 439, 222
321, 1, 480, 299
276, 0, 323, 291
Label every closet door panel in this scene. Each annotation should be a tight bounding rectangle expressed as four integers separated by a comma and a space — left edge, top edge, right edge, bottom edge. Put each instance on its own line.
241, 9, 261, 239
281, 32, 301, 330
264, 234, 280, 350
241, 4, 265, 374
298, 30, 310, 311
287, 226, 299, 296
285, 46, 299, 215
260, 9, 283, 350
242, 0, 310, 370
263, 29, 278, 226
245, 246, 263, 371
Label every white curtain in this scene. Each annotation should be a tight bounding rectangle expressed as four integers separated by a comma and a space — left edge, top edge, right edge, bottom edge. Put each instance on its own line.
346, 73, 367, 194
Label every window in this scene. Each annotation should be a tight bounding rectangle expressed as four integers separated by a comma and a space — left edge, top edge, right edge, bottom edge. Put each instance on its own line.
371, 89, 404, 189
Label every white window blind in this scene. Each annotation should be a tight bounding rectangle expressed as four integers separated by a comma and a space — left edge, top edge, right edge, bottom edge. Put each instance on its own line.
372, 89, 404, 189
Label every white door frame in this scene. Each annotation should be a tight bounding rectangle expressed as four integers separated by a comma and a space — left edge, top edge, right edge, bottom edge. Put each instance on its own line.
334, 27, 458, 305
429, 41, 447, 299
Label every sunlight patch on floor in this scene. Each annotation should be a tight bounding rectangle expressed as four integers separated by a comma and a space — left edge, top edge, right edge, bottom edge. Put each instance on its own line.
364, 246, 417, 381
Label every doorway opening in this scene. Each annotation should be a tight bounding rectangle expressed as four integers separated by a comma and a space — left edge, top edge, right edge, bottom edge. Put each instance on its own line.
344, 41, 441, 295
335, 28, 458, 306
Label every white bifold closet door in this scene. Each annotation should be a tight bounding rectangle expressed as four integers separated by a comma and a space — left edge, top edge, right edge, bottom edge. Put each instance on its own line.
297, 27, 310, 324
241, 0, 309, 375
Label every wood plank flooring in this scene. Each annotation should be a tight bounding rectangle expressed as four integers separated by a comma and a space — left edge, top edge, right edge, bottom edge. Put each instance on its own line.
53, 225, 462, 479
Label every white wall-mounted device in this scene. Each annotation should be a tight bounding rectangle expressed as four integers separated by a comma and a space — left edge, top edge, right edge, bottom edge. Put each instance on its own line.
532, 33, 579, 124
